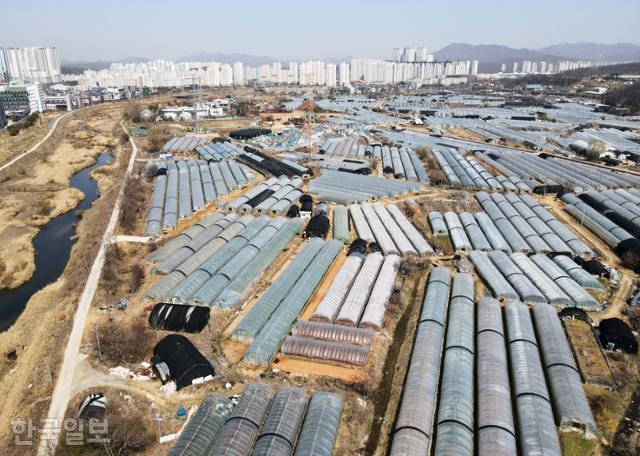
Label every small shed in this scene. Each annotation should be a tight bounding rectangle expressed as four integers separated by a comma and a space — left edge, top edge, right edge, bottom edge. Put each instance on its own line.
152, 334, 215, 389
582, 260, 608, 278
303, 214, 330, 239
598, 318, 638, 354
148, 303, 210, 333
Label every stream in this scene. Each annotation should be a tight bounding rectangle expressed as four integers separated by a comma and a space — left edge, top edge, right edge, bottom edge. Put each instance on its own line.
0, 151, 114, 331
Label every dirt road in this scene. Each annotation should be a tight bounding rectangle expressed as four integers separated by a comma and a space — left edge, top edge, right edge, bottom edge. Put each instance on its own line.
0, 112, 70, 172
37, 123, 138, 456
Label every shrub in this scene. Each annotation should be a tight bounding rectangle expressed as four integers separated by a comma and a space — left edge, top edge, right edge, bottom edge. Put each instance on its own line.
96, 318, 154, 365
128, 264, 145, 293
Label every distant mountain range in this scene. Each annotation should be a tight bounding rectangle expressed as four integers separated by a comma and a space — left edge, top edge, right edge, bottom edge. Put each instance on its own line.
61, 56, 151, 71
61, 42, 640, 73
178, 52, 275, 65
434, 42, 640, 72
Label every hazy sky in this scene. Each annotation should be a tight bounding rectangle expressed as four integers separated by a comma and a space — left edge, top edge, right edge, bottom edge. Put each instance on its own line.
2, 0, 639, 61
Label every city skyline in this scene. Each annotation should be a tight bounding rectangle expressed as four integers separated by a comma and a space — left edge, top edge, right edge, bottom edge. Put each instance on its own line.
1, 0, 639, 62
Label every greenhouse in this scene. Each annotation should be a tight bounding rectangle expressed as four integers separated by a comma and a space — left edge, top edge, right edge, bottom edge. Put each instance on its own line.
433, 273, 475, 456
350, 204, 375, 243
312, 253, 365, 323
243, 240, 343, 364
335, 252, 384, 326
488, 251, 547, 303
168, 394, 230, 456
232, 239, 325, 341
212, 218, 304, 309
476, 298, 517, 456
293, 392, 343, 456
148, 303, 210, 333
152, 334, 215, 390
386, 203, 434, 255
532, 303, 597, 438
158, 216, 271, 302
504, 301, 561, 456
360, 204, 400, 255
207, 383, 274, 456
291, 320, 375, 345
309, 170, 423, 204
148, 212, 226, 262
280, 336, 370, 366
390, 267, 451, 456
469, 251, 519, 300
333, 205, 350, 244
252, 388, 309, 456
359, 254, 401, 330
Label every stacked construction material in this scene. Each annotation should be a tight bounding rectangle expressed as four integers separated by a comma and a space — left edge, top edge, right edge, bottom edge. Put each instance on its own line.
309, 170, 423, 204
144, 159, 256, 236
349, 203, 433, 256
242, 240, 343, 364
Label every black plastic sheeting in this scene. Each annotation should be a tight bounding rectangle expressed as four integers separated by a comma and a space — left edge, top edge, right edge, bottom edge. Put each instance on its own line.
239, 147, 308, 178
229, 128, 271, 139
149, 303, 210, 333
300, 194, 313, 213
578, 194, 640, 238
338, 166, 372, 175
598, 318, 638, 354
303, 214, 330, 239
573, 256, 585, 265
368, 242, 382, 253
286, 204, 300, 218
533, 184, 565, 194
245, 189, 275, 208
152, 334, 215, 389
615, 238, 640, 271
582, 260, 608, 277
559, 307, 590, 322
348, 239, 368, 255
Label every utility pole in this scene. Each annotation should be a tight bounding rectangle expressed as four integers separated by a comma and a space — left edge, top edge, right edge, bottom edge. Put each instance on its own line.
95, 325, 102, 361
185, 74, 203, 134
